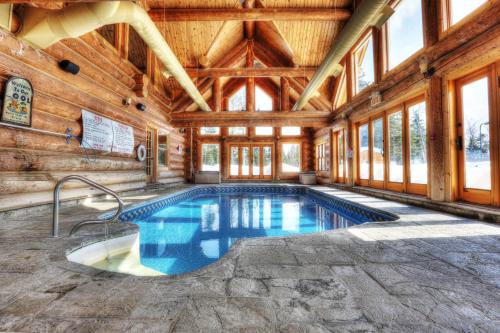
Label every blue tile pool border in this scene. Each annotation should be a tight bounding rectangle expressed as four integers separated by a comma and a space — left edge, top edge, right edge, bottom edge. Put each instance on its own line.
100, 185, 399, 224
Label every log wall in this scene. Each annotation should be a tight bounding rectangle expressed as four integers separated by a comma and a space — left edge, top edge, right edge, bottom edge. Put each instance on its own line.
0, 29, 184, 212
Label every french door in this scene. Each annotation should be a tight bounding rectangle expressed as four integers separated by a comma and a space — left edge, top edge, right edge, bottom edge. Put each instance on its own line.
229, 143, 273, 179
456, 66, 498, 205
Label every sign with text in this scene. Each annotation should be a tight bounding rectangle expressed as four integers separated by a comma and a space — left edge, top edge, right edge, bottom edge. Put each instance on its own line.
1, 77, 33, 126
81, 109, 134, 154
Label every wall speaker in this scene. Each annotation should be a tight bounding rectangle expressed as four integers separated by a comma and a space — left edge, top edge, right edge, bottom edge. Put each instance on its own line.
59, 60, 80, 75
136, 103, 146, 111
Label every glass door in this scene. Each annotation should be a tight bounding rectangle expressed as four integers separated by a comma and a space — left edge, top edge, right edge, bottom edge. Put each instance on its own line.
230, 144, 273, 179
456, 69, 493, 205
406, 99, 427, 195
387, 109, 404, 192
371, 117, 385, 188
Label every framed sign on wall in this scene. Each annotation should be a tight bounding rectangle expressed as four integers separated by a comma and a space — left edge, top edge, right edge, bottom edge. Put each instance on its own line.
1, 77, 33, 127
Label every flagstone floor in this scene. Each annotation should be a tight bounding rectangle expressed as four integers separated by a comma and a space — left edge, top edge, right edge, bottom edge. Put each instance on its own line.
0, 185, 499, 332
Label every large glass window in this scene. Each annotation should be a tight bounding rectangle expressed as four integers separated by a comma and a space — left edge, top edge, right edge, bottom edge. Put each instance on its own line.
256, 86, 273, 111
281, 127, 301, 136
461, 77, 491, 190
282, 143, 300, 173
359, 124, 370, 180
353, 33, 375, 94
229, 87, 246, 111
386, 0, 423, 70
408, 101, 427, 185
252, 147, 260, 176
449, 0, 487, 26
388, 111, 404, 182
200, 127, 220, 135
228, 127, 247, 136
255, 127, 273, 136
201, 144, 220, 171
372, 118, 384, 181
242, 147, 250, 176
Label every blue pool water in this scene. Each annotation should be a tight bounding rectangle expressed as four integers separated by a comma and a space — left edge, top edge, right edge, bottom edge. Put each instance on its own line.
131, 191, 377, 275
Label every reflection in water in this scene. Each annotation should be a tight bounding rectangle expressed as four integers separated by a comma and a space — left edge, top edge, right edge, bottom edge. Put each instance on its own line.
134, 194, 361, 275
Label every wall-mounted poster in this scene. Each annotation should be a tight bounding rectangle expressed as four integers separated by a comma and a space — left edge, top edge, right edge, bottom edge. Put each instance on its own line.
1, 77, 33, 126
112, 121, 134, 154
81, 109, 113, 152
81, 109, 134, 154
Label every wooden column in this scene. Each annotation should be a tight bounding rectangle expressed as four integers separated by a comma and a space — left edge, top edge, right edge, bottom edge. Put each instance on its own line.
427, 76, 446, 201
280, 77, 290, 111
246, 40, 255, 112
212, 77, 222, 112
422, 0, 439, 47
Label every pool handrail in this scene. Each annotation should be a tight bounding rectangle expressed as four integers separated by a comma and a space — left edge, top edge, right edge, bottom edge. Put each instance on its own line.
52, 175, 124, 237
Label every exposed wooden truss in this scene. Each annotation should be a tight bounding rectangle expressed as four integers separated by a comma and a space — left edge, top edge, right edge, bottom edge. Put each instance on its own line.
170, 110, 331, 128
148, 8, 352, 22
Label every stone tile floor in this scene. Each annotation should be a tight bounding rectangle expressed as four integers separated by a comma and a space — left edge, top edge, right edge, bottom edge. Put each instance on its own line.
0, 184, 499, 332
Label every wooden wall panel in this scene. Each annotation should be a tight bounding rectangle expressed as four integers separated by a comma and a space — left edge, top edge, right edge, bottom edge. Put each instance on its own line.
0, 29, 183, 212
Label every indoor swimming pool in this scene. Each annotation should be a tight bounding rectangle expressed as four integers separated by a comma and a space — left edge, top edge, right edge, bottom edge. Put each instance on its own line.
112, 186, 397, 275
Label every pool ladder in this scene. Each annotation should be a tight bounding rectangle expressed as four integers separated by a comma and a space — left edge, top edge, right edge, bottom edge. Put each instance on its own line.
52, 175, 124, 237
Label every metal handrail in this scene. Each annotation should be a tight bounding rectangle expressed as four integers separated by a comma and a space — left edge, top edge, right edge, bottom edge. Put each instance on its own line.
52, 175, 124, 237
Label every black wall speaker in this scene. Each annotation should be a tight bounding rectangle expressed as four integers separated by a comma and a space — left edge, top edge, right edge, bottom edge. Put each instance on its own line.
59, 60, 80, 75
136, 103, 146, 111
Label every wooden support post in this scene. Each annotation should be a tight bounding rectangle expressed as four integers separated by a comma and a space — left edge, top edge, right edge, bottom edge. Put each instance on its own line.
212, 78, 222, 112
280, 77, 290, 112
427, 76, 445, 201
244, 0, 256, 39
115, 23, 129, 60
246, 40, 255, 112
422, 0, 439, 47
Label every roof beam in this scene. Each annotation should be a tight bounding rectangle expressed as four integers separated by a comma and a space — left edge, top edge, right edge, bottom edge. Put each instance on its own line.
149, 8, 352, 22
171, 110, 331, 128
185, 67, 317, 78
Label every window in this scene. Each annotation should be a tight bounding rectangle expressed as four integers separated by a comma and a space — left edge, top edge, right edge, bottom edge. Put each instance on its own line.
385, 0, 423, 70
158, 133, 168, 168
255, 127, 273, 136
256, 86, 273, 111
408, 101, 427, 185
317, 143, 328, 171
200, 127, 220, 135
281, 127, 301, 136
372, 118, 384, 181
282, 143, 301, 173
388, 111, 404, 183
358, 124, 370, 180
447, 0, 487, 27
228, 127, 247, 136
334, 69, 347, 109
353, 32, 375, 94
229, 86, 246, 111
201, 144, 220, 171
230, 146, 239, 176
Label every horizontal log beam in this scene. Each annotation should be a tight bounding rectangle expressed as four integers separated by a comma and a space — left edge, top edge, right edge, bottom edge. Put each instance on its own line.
185, 67, 317, 78
171, 111, 331, 128
149, 8, 351, 22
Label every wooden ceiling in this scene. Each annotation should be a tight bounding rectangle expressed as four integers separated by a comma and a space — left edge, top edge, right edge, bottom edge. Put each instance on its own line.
149, 0, 353, 111
15, 0, 354, 112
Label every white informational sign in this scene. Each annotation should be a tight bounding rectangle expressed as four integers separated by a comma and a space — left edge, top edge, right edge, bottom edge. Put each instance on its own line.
111, 121, 134, 154
81, 109, 113, 152
81, 109, 134, 154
